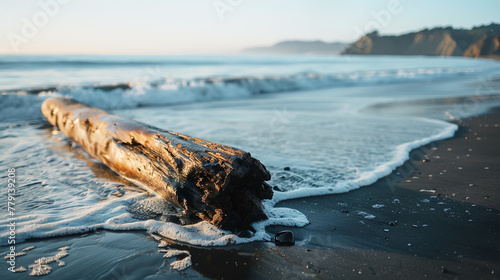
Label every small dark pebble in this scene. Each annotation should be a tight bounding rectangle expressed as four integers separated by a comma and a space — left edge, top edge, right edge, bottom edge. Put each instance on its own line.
332, 226, 336, 230
274, 230, 295, 246
389, 221, 396, 226
441, 266, 449, 273
284, 167, 291, 171
305, 249, 311, 252
237, 230, 254, 238
423, 159, 430, 163
340, 209, 349, 213
280, 176, 286, 179
384, 237, 390, 240
273, 186, 281, 191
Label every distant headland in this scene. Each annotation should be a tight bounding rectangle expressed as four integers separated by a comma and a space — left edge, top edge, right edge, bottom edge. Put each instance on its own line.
241, 23, 500, 59
343, 23, 500, 59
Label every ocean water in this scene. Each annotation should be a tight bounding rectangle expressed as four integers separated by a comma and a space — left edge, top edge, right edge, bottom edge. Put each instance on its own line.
1, 55, 500, 247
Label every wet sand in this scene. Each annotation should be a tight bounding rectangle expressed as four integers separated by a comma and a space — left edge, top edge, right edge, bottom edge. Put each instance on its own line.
255, 107, 500, 279
2, 108, 500, 280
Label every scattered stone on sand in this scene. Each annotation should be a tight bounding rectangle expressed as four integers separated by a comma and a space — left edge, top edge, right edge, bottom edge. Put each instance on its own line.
340, 209, 349, 213
274, 230, 295, 246
58, 246, 70, 251
389, 221, 396, 226
236, 230, 254, 238
58, 261, 65, 267
22, 246, 36, 252
29, 264, 52, 276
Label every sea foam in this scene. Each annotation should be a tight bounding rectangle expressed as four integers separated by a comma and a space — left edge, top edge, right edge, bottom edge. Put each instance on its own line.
0, 66, 484, 121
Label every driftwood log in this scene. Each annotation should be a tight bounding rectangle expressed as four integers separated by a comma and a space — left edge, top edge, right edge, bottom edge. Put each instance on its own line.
41, 97, 273, 231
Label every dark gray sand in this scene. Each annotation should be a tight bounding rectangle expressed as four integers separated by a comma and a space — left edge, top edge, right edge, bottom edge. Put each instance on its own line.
2, 109, 499, 280
259, 108, 500, 279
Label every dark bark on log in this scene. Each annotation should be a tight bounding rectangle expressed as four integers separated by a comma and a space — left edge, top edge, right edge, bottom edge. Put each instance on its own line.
41, 97, 273, 231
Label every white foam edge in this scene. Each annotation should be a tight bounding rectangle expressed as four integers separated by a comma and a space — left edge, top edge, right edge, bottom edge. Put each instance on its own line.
269, 118, 458, 204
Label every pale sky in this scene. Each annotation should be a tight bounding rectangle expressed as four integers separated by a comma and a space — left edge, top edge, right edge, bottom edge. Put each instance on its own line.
0, 0, 499, 55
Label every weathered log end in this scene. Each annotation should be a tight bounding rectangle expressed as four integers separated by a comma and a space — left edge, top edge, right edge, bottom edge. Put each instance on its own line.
41, 97, 273, 232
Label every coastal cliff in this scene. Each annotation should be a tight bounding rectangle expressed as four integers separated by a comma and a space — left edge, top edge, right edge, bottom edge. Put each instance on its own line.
342, 23, 500, 59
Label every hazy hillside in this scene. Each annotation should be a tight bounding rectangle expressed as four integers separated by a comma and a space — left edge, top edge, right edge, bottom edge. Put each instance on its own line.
242, 40, 350, 54
342, 23, 500, 59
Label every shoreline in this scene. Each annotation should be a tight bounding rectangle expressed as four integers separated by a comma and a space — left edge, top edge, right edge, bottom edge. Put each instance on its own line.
254, 107, 500, 279
2, 106, 500, 279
